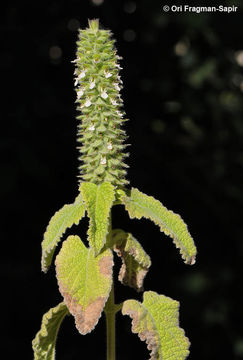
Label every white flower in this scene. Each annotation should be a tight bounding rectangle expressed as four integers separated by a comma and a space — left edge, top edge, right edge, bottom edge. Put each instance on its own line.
77, 89, 84, 99
88, 124, 95, 131
116, 110, 123, 117
104, 70, 112, 78
107, 143, 113, 150
74, 78, 79, 86
78, 70, 86, 79
100, 156, 107, 165
101, 89, 108, 99
114, 83, 121, 91
84, 98, 91, 107
71, 57, 80, 63
89, 80, 96, 89
110, 98, 118, 106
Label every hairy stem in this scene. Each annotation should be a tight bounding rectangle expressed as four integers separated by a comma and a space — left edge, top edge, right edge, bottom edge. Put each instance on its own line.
104, 214, 116, 360
104, 283, 116, 360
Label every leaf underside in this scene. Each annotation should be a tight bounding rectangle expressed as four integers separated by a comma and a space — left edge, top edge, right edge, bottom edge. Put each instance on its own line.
80, 181, 115, 255
111, 229, 151, 292
122, 291, 190, 360
55, 235, 113, 334
122, 188, 197, 265
41, 192, 85, 272
32, 302, 69, 360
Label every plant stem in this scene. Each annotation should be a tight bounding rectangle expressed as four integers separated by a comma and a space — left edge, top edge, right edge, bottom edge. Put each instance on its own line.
104, 214, 116, 360
105, 283, 116, 360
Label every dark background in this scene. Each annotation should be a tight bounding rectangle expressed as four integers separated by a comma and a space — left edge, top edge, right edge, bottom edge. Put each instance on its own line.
2, 0, 243, 359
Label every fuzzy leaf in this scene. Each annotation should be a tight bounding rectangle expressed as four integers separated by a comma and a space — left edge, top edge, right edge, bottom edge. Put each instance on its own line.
111, 229, 151, 291
122, 291, 190, 360
32, 302, 69, 360
41, 193, 85, 272
114, 188, 127, 205
122, 188, 196, 265
55, 235, 113, 334
80, 182, 115, 254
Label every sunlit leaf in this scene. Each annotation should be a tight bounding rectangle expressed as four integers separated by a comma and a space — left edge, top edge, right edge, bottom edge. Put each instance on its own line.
122, 188, 196, 265
111, 229, 151, 291
55, 235, 113, 334
41, 192, 85, 272
32, 302, 69, 360
122, 291, 190, 360
80, 182, 115, 254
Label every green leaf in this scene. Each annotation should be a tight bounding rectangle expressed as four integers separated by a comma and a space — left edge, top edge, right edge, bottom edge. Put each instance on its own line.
80, 182, 115, 254
114, 188, 127, 205
111, 229, 151, 292
41, 192, 85, 272
55, 235, 113, 334
122, 188, 197, 265
32, 302, 69, 360
122, 291, 190, 360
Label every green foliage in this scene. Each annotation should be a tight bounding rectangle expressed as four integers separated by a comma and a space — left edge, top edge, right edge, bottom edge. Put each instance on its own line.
122, 187, 197, 265
41, 193, 85, 272
80, 181, 115, 254
32, 302, 69, 360
122, 291, 190, 360
111, 229, 151, 292
33, 19, 197, 360
55, 235, 113, 334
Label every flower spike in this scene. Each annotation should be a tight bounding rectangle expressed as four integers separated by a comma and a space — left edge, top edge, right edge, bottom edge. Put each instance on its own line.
74, 19, 129, 187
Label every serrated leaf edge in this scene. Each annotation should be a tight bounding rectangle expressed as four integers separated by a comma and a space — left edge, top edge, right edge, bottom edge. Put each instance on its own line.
32, 302, 69, 360
122, 188, 197, 265
112, 229, 151, 291
41, 192, 85, 272
80, 182, 115, 255
122, 292, 190, 360
55, 236, 114, 335
122, 299, 160, 360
